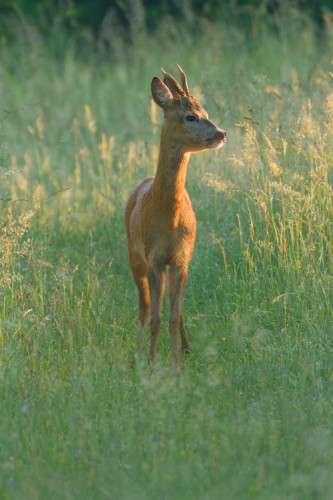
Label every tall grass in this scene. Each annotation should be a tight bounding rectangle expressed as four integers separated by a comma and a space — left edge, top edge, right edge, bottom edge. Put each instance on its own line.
0, 8, 332, 499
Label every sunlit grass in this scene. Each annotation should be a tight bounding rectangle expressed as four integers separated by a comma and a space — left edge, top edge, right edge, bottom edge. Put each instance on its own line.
0, 12, 333, 499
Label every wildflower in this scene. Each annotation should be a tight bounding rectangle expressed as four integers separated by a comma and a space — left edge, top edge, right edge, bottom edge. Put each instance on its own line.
84, 104, 97, 133
36, 116, 45, 140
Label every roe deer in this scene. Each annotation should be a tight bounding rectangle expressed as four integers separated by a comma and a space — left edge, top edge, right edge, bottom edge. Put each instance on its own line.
125, 65, 226, 366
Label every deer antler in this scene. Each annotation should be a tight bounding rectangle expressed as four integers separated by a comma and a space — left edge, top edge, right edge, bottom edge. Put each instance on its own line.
161, 67, 185, 98
177, 64, 190, 96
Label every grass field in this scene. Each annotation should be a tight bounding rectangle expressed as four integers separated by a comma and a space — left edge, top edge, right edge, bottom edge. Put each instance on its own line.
0, 8, 333, 499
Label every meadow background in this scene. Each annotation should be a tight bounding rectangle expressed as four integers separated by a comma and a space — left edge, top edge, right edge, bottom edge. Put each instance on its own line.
0, 0, 333, 498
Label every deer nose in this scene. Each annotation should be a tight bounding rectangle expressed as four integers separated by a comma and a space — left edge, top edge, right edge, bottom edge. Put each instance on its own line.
217, 130, 226, 141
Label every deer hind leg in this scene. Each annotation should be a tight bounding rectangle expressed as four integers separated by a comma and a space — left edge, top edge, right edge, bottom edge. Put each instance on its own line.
135, 275, 150, 355
148, 265, 165, 362
180, 314, 191, 354
168, 265, 189, 366
128, 247, 150, 355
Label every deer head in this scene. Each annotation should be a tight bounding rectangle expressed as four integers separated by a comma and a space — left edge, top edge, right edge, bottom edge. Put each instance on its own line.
151, 64, 226, 153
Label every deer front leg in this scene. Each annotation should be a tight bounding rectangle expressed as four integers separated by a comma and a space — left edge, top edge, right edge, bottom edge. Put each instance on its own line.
168, 265, 189, 366
148, 265, 165, 362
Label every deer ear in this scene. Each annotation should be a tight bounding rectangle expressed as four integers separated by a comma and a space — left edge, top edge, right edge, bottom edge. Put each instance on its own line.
151, 77, 173, 109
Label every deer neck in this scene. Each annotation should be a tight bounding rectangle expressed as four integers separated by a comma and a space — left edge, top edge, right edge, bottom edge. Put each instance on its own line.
152, 126, 190, 209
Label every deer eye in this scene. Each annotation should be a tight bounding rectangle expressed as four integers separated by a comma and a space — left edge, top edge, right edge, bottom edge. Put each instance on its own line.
186, 115, 198, 122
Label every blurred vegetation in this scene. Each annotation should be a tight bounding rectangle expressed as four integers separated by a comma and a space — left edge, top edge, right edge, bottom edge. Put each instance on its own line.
1, 0, 333, 45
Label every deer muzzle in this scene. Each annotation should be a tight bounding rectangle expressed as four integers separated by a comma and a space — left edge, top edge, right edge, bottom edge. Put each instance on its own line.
217, 130, 227, 141
207, 128, 226, 149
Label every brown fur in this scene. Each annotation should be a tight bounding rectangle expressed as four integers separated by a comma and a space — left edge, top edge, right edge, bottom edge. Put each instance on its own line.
125, 65, 226, 366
